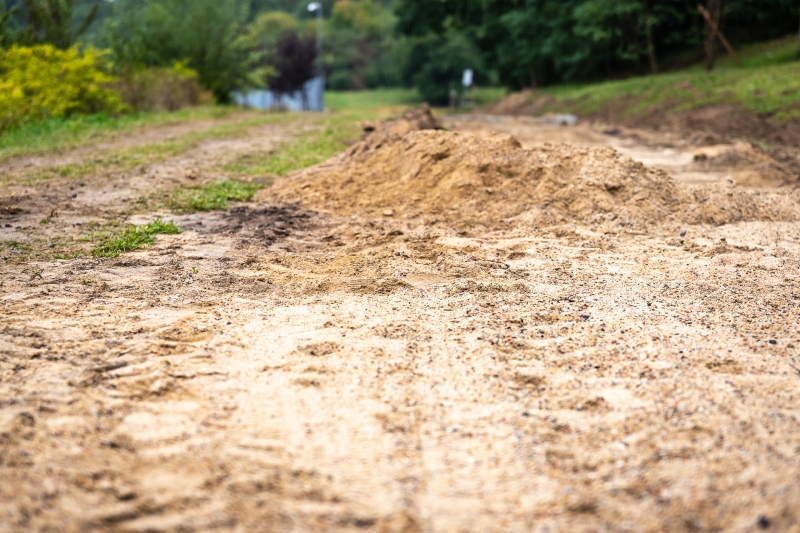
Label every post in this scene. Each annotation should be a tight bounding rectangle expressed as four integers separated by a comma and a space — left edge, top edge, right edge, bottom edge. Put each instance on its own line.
316, 5, 323, 79
306, 2, 324, 111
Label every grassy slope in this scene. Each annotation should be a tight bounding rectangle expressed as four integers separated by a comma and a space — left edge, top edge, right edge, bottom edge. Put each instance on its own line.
535, 36, 800, 120
326, 87, 508, 110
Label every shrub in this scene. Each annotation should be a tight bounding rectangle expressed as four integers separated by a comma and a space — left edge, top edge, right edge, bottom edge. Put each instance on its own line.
100, 0, 250, 103
269, 31, 317, 104
405, 33, 489, 106
0, 45, 124, 132
116, 62, 211, 112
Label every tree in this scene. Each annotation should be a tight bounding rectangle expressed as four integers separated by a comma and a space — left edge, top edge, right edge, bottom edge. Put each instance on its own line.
239, 11, 297, 86
0, 5, 16, 47
13, 0, 98, 49
643, 0, 658, 73
268, 31, 317, 108
704, 0, 722, 71
394, 0, 800, 90
325, 0, 394, 90
404, 31, 487, 105
100, 0, 250, 102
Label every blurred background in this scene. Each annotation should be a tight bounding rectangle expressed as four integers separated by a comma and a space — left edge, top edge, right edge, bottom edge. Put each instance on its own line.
1, 0, 799, 128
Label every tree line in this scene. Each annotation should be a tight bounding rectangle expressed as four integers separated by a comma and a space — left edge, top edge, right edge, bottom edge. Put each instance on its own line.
2, 0, 799, 105
395, 0, 800, 91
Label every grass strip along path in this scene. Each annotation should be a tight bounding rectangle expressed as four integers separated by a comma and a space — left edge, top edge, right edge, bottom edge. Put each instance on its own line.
1, 106, 403, 263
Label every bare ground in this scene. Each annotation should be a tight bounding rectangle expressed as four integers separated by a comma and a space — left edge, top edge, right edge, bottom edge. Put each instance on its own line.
1, 111, 800, 533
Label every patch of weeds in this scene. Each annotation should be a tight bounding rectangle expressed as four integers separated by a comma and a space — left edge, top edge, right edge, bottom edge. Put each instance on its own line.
92, 219, 182, 258
169, 180, 263, 212
1, 240, 30, 252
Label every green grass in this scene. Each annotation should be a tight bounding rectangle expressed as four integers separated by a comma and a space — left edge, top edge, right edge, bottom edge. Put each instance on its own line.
223, 108, 394, 177
531, 35, 800, 121
0, 106, 238, 163
326, 88, 423, 110
471, 87, 510, 107
2, 111, 303, 187
169, 180, 265, 212
92, 219, 182, 258
325, 87, 508, 111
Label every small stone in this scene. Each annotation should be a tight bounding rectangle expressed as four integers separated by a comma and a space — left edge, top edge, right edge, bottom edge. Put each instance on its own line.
382, 210, 394, 217
768, 339, 777, 345
758, 515, 771, 529
680, 231, 686, 237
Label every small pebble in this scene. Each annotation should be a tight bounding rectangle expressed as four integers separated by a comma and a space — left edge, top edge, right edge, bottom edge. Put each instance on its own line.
768, 339, 777, 345
758, 515, 771, 529
680, 231, 686, 237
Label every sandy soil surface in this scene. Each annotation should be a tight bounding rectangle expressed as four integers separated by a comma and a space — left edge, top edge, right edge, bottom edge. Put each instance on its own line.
1, 110, 799, 533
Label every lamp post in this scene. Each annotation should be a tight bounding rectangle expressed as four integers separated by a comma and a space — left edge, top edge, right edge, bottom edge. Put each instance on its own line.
307, 2, 323, 111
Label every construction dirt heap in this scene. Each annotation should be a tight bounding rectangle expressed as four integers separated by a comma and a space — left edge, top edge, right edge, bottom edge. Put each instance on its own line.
360, 102, 441, 137
272, 114, 800, 230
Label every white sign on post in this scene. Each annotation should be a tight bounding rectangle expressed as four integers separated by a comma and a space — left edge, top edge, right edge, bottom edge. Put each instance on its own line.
462, 69, 473, 88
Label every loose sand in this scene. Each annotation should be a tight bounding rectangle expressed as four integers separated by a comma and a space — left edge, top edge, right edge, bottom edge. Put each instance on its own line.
1, 108, 799, 533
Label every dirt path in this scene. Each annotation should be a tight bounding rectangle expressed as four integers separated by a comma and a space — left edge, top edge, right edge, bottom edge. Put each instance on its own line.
2, 112, 800, 533
445, 114, 796, 189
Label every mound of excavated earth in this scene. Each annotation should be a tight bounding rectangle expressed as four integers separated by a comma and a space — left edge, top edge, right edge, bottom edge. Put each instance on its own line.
272, 128, 799, 229
361, 102, 442, 137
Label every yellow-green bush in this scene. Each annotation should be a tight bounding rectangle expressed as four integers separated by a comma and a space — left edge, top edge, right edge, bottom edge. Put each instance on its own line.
116, 61, 212, 112
0, 45, 124, 132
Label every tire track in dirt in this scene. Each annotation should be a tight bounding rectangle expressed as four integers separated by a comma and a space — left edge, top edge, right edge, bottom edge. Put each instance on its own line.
3, 112, 800, 532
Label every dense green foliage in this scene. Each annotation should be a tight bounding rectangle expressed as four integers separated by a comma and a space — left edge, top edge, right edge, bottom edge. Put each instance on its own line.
1, 0, 799, 120
324, 0, 401, 90
396, 0, 800, 88
0, 44, 122, 132
4, 0, 98, 48
98, 0, 250, 102
116, 61, 207, 112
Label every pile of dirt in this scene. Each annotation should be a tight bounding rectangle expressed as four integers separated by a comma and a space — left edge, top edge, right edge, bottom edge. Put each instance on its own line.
678, 183, 800, 225
274, 129, 679, 228
361, 103, 441, 137
272, 126, 800, 229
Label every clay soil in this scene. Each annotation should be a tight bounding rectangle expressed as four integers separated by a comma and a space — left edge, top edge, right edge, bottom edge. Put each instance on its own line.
2, 109, 800, 533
